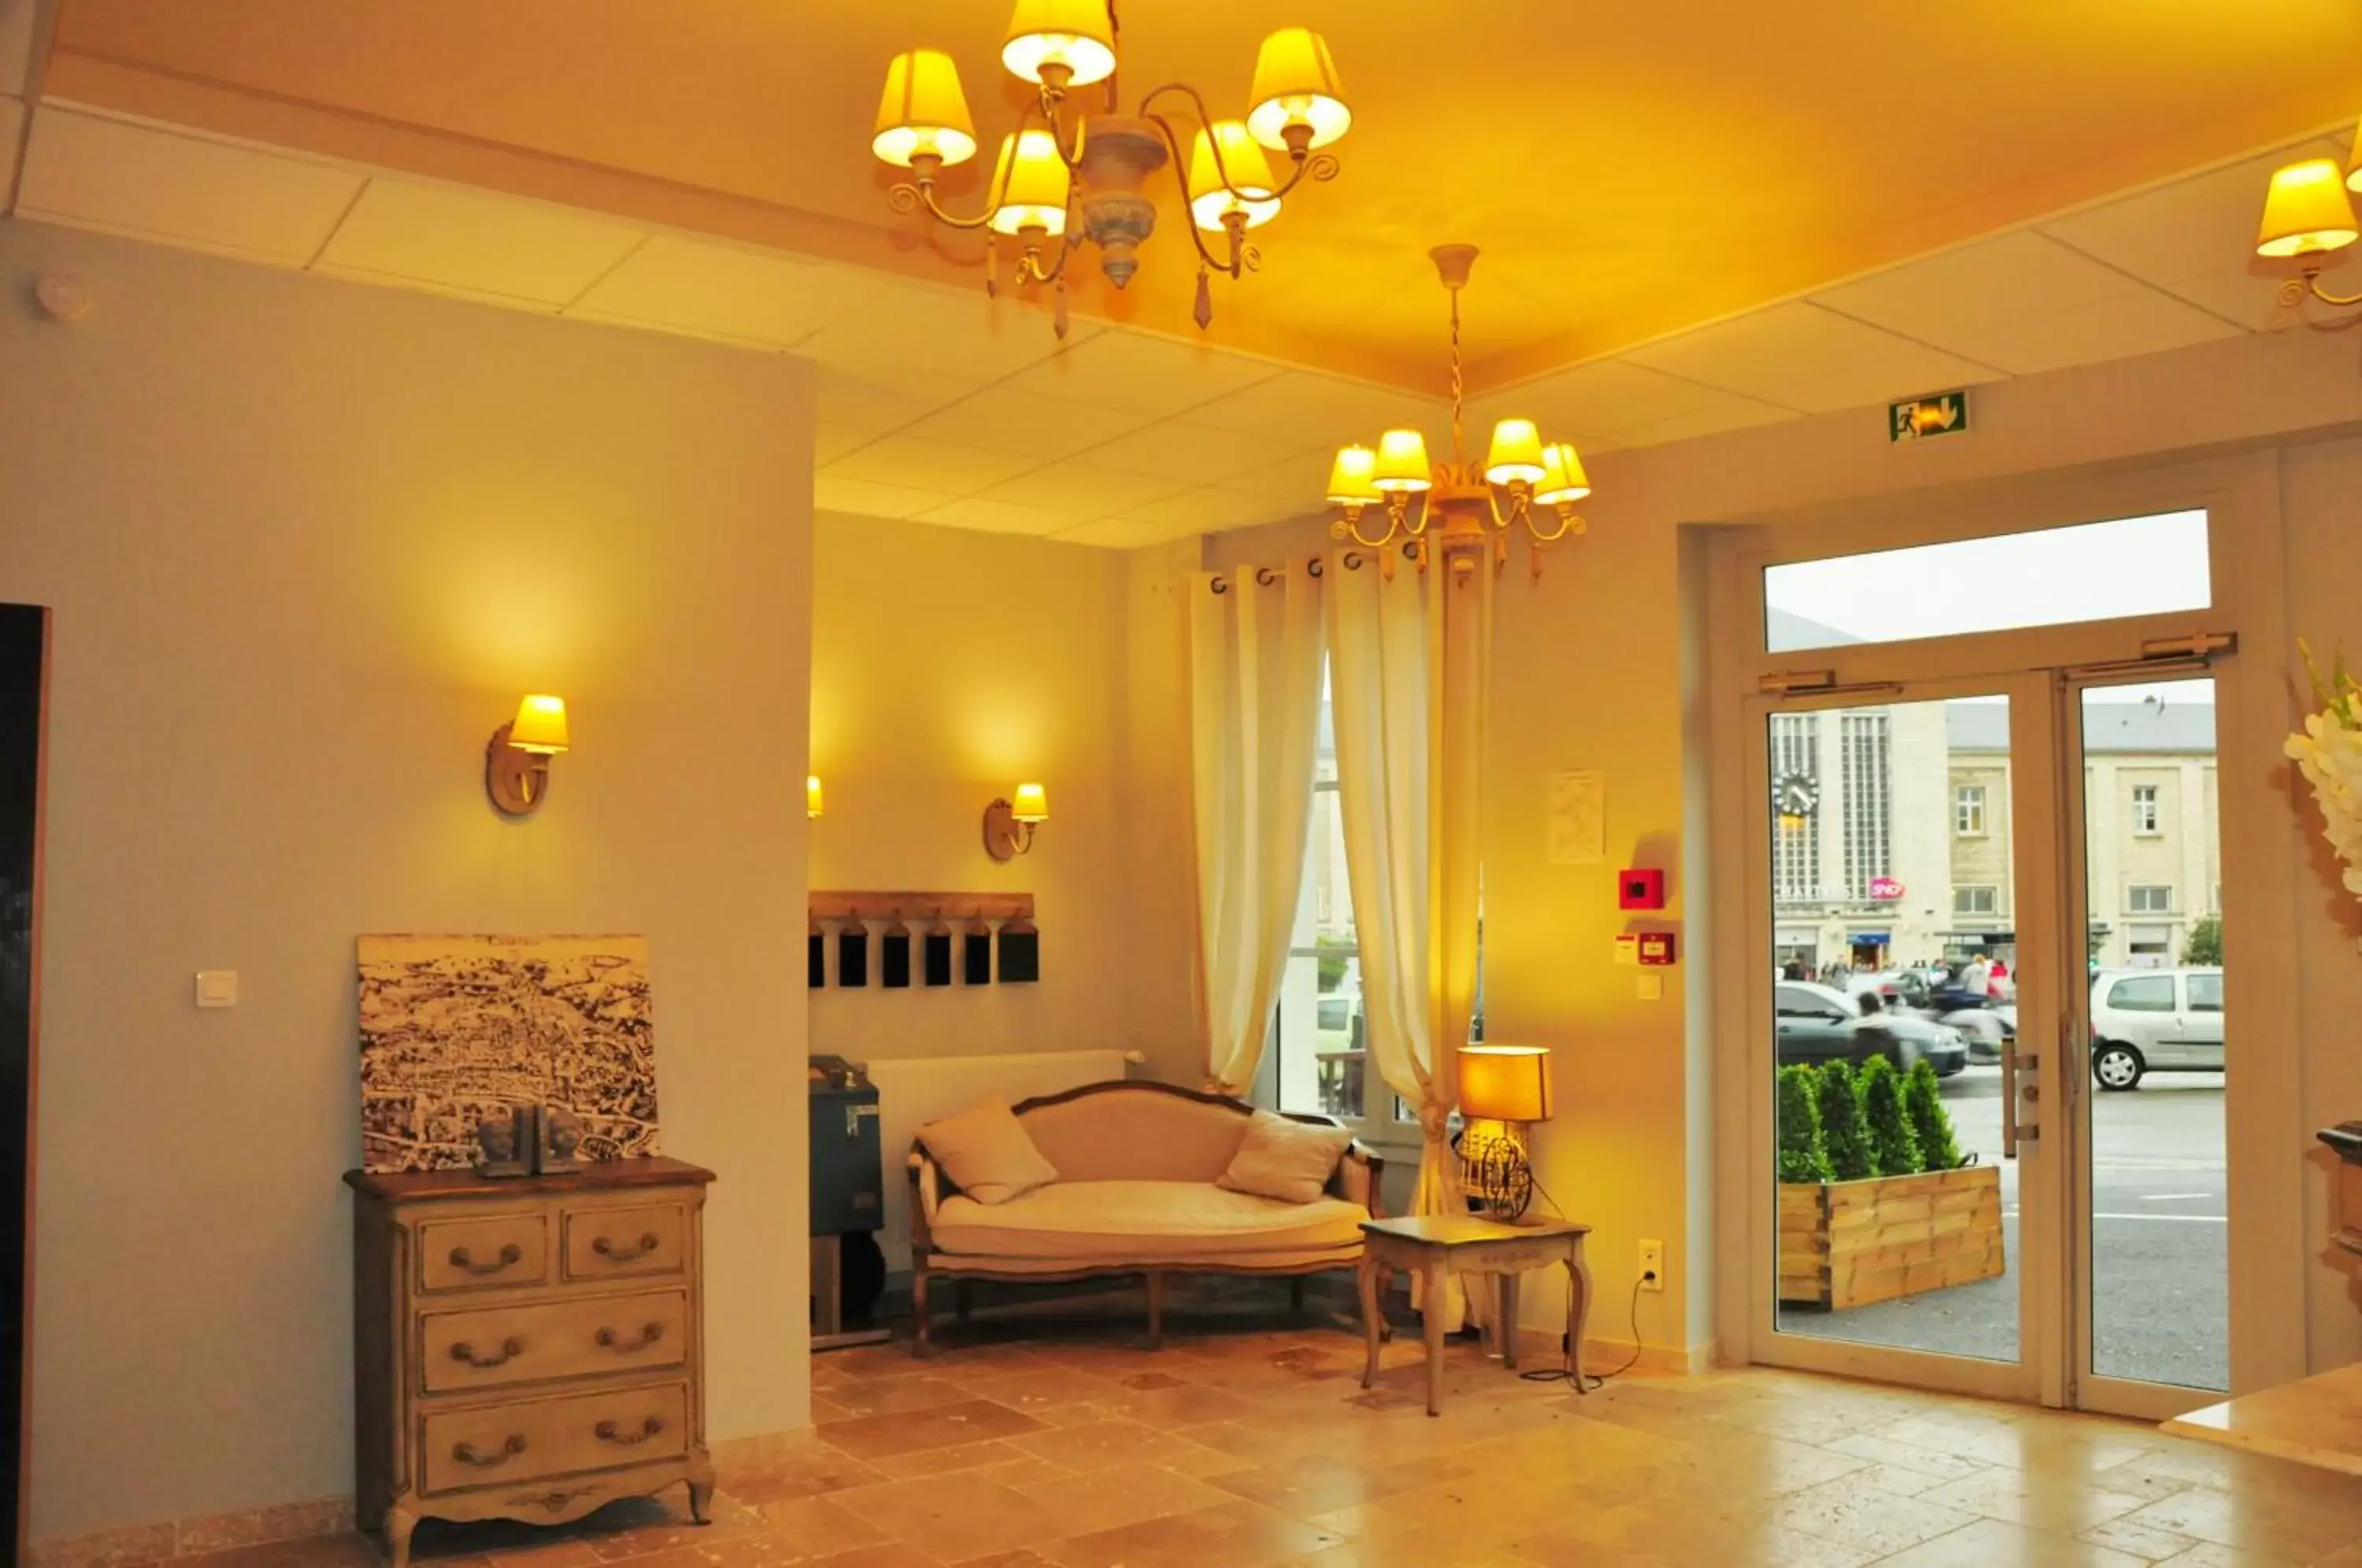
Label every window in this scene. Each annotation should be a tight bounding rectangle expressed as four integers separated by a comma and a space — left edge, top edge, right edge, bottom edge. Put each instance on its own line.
1954, 784, 1986, 837
2131, 784, 2160, 835
1775, 985, 1852, 1022
2186, 973, 2223, 1013
1840, 713, 1890, 899
2127, 884, 2174, 914
1953, 886, 1998, 916
1769, 713, 1820, 904
2106, 974, 2176, 1012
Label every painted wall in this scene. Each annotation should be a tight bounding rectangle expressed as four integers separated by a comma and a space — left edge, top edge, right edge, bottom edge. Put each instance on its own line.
807, 516, 1197, 1086
0, 220, 816, 1540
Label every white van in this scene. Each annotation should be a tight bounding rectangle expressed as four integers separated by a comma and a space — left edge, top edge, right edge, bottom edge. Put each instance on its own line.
2089, 967, 2223, 1090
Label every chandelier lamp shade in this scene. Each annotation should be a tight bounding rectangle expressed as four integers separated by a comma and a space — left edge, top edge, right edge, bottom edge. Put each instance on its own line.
1325, 246, 1595, 577
2253, 133, 2362, 312
872, 1, 1350, 335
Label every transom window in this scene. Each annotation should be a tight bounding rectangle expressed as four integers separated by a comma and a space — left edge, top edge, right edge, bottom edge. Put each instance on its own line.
2127, 884, 2174, 914
1954, 784, 1986, 837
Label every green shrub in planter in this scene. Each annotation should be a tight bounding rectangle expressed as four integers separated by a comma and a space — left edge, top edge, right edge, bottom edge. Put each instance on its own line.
1904, 1058, 1964, 1171
1857, 1055, 1922, 1177
1775, 1064, 1833, 1185
1815, 1059, 1878, 1181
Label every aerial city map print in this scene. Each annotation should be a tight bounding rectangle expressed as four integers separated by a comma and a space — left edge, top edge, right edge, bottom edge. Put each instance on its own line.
357, 934, 659, 1173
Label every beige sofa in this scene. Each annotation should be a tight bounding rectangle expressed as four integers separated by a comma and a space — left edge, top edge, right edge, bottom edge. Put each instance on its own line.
905, 1080, 1384, 1352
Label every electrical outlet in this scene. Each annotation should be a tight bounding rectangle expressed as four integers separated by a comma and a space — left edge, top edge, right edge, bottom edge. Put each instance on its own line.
1638, 1238, 1665, 1292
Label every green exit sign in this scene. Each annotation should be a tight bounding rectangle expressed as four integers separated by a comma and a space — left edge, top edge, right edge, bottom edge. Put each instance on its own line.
1890, 390, 1970, 442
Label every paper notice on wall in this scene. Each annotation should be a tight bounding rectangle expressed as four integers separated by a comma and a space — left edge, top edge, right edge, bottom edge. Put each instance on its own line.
1547, 770, 1605, 865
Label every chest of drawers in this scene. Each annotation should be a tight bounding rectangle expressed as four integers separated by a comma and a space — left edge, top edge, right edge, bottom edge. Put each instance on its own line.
344, 1157, 716, 1567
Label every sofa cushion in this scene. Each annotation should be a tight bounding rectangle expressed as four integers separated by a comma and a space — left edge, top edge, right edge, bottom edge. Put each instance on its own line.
1216, 1109, 1355, 1204
1016, 1088, 1254, 1183
931, 1179, 1368, 1261
916, 1096, 1060, 1205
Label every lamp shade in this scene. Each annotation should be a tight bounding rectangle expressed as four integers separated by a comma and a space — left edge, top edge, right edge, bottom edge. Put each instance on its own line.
806, 775, 824, 819
1535, 442, 1591, 505
988, 130, 1072, 236
1001, 0, 1116, 87
1458, 1045, 1553, 1123
2257, 158, 2359, 259
872, 49, 978, 168
1011, 782, 1050, 822
1188, 120, 1282, 231
2348, 120, 2362, 194
1326, 444, 1381, 505
1484, 418, 1547, 485
1246, 28, 1350, 152
508, 693, 570, 754
1371, 427, 1432, 493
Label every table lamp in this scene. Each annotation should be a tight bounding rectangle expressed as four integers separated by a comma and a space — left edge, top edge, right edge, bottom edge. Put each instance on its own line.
1457, 1045, 1553, 1222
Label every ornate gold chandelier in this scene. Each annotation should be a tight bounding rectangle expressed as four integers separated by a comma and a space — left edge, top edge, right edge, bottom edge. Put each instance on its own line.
870, 0, 1350, 335
1324, 246, 1594, 577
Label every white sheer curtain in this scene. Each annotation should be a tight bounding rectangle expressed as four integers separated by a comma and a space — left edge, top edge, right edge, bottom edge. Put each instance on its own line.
1325, 547, 1492, 1327
1188, 563, 1327, 1096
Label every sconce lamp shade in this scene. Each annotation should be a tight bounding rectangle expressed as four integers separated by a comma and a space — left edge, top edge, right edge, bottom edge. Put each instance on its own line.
1326, 445, 1382, 505
1535, 442, 1591, 506
806, 775, 825, 819
1458, 1045, 1553, 1123
1001, 0, 1116, 87
2349, 123, 2362, 193
1010, 782, 1050, 823
1188, 121, 1282, 231
1371, 428, 1433, 494
989, 130, 1073, 236
1484, 418, 1548, 486
1246, 28, 1351, 152
507, 694, 570, 754
872, 49, 978, 168
2257, 159, 2359, 258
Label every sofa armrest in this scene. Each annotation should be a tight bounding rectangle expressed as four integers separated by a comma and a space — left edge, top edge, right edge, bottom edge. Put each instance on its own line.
905, 1147, 942, 1256
1334, 1141, 1385, 1219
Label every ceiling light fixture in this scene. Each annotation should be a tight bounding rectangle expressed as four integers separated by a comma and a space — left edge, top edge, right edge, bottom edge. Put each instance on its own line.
871, 2, 1349, 336
2255, 139, 2362, 309
1325, 246, 1594, 579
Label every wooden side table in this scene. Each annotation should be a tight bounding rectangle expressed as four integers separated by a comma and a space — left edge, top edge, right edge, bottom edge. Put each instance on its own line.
1357, 1214, 1593, 1416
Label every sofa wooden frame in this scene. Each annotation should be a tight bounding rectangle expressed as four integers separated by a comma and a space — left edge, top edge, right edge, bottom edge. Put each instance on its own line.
905, 1079, 1386, 1355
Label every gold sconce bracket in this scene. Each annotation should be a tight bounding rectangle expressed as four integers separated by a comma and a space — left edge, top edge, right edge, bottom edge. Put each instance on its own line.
983, 797, 1038, 860
484, 723, 553, 817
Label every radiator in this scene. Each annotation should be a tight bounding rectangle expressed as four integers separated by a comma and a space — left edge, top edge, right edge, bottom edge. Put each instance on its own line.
863, 1048, 1141, 1272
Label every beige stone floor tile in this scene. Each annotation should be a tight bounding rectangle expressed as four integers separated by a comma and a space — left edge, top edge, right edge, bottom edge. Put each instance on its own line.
1010, 1463, 1243, 1537
165, 1541, 383, 1568
811, 1547, 939, 1568
1204, 1452, 1471, 1521
816, 1400, 1049, 1461
1911, 1466, 2160, 1534
818, 1376, 983, 1421
1819, 1429, 1992, 1485
718, 1497, 893, 1558
866, 1438, 1064, 1481
827, 1470, 1062, 1562
1091, 1381, 1265, 1428
1508, 1498, 1879, 1568
720, 1445, 890, 1503
1038, 1498, 1345, 1568
943, 1366, 1130, 1416
2074, 1517, 2204, 1562
2118, 1485, 2362, 1562
2149, 1547, 2309, 1568
1869, 1518, 2148, 1567
478, 1540, 605, 1568
1309, 1470, 1588, 1553
1769, 1474, 1982, 1557
1006, 1417, 1239, 1474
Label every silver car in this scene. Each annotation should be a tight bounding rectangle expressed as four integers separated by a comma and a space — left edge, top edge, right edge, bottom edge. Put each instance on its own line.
2089, 967, 2223, 1090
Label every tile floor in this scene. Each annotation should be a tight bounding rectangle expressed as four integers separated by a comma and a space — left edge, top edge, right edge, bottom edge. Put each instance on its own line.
134, 1292, 2362, 1567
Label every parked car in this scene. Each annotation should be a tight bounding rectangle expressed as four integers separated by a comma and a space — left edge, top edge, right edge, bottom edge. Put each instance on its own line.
2089, 967, 2223, 1089
1775, 982, 1969, 1076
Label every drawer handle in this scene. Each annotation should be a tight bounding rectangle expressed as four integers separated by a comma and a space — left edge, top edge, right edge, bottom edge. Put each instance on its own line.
594, 1415, 665, 1447
594, 1322, 666, 1354
448, 1242, 524, 1275
452, 1434, 528, 1468
450, 1335, 526, 1369
590, 1232, 662, 1263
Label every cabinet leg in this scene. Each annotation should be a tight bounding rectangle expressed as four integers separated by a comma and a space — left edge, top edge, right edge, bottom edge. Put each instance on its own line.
1145, 1270, 1166, 1349
687, 1472, 716, 1525
911, 1270, 936, 1359
383, 1506, 417, 1568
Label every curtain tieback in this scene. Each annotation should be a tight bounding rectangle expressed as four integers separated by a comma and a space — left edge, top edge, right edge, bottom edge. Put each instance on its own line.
1416, 1102, 1453, 1143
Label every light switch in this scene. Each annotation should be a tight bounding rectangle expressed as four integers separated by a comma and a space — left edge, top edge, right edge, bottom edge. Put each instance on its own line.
1635, 971, 1664, 1002
1613, 934, 1639, 966
194, 971, 239, 1008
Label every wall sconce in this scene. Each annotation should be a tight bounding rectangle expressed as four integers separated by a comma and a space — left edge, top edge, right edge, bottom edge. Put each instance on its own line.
982, 781, 1048, 861
807, 775, 825, 819
485, 693, 569, 817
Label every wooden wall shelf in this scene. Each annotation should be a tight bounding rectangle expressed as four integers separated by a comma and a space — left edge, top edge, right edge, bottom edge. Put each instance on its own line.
809, 892, 1034, 925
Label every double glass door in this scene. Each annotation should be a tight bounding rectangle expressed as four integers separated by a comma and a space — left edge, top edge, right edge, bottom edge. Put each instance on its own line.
1748, 668, 2229, 1417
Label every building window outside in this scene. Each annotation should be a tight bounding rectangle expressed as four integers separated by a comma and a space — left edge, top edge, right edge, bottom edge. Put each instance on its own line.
2127, 884, 2174, 915
1840, 712, 1891, 900
2131, 783, 2160, 834
1953, 885, 1999, 916
1954, 784, 1986, 836
1770, 713, 1820, 904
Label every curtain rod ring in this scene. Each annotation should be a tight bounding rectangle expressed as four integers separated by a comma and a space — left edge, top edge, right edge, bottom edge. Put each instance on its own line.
1342, 551, 1364, 571
1210, 576, 1231, 595
1307, 556, 1324, 578
1254, 566, 1278, 587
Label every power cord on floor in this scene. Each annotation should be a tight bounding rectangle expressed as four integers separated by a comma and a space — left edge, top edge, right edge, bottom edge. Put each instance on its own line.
1511, 1167, 1651, 1393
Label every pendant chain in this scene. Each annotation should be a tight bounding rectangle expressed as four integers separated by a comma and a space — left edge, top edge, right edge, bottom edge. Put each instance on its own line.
1449, 286, 1465, 468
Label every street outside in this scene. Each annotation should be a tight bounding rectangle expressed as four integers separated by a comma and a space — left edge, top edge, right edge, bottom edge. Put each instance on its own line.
1777, 1064, 2227, 1392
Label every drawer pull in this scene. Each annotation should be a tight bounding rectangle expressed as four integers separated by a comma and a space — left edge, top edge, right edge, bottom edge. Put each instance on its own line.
451, 1434, 528, 1468
594, 1415, 666, 1446
590, 1232, 663, 1263
450, 1335, 526, 1369
448, 1242, 524, 1275
594, 1322, 666, 1354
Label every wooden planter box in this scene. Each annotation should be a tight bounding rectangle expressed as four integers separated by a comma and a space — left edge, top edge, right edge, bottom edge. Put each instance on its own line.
1778, 1164, 2004, 1310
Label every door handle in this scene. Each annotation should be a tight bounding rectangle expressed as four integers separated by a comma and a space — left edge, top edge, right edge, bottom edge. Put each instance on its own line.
2003, 1045, 2038, 1156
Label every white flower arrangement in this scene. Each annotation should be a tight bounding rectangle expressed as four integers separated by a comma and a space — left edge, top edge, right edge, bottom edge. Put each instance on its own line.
2286, 641, 2362, 902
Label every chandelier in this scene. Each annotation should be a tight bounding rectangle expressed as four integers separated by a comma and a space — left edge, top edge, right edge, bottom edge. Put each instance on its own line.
869, 1, 1349, 335
2256, 132, 2362, 312
1324, 246, 1594, 577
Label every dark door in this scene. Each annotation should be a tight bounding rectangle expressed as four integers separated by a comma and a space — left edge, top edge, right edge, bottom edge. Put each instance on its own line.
0, 605, 46, 1561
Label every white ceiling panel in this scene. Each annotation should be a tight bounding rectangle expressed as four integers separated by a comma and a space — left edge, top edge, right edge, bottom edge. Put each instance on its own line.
1180, 369, 1443, 447
822, 433, 1043, 493
1050, 516, 1210, 549
316, 179, 646, 305
1123, 486, 1299, 531
1221, 446, 1337, 505
911, 497, 1082, 536
977, 463, 1187, 516
568, 233, 880, 346
17, 107, 364, 263
812, 473, 956, 519
794, 279, 1084, 385
813, 364, 981, 436
1001, 329, 1286, 416
1474, 357, 1774, 444
1623, 301, 2001, 414
1811, 230, 2242, 375
894, 387, 1157, 460
1610, 397, 1802, 451
1070, 421, 1312, 485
